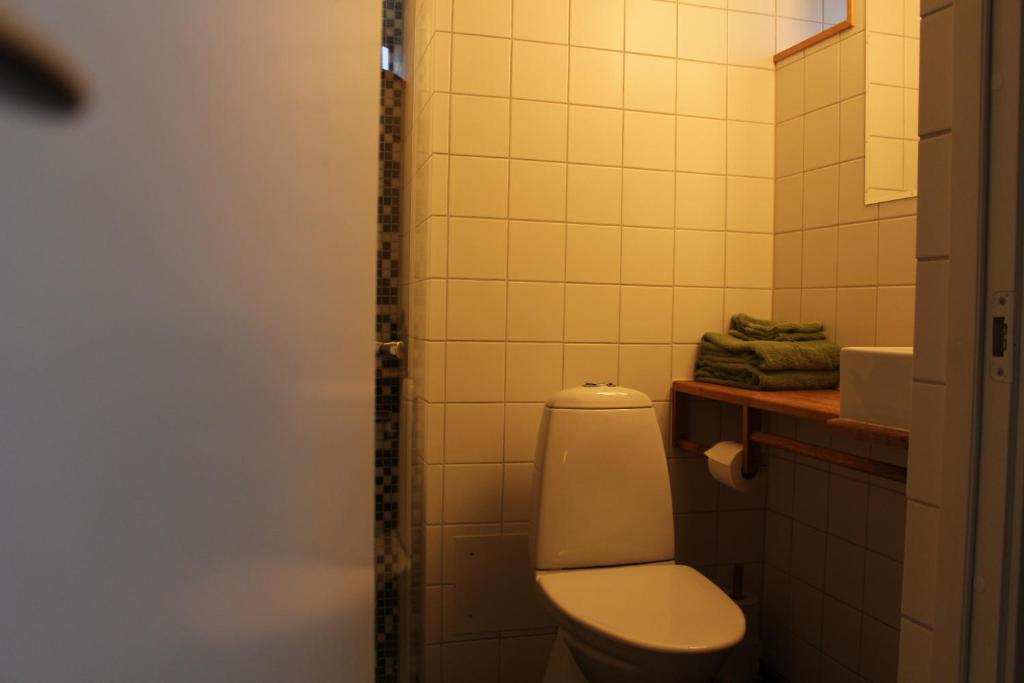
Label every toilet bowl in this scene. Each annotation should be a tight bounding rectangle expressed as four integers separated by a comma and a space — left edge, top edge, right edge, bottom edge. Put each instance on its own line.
529, 385, 745, 683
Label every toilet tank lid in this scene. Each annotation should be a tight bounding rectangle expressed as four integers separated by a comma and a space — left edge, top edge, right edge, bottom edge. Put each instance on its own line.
547, 385, 653, 409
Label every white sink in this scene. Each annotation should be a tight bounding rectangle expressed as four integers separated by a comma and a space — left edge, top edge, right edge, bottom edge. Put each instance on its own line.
839, 347, 914, 430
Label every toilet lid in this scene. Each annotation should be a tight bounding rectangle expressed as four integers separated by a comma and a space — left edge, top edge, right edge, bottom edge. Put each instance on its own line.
536, 563, 746, 655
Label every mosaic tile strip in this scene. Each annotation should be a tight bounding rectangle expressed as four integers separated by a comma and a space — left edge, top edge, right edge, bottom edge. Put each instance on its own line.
375, 1, 406, 680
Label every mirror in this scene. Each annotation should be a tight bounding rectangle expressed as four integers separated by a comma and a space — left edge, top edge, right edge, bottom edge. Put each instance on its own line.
774, 0, 852, 62
864, 0, 920, 204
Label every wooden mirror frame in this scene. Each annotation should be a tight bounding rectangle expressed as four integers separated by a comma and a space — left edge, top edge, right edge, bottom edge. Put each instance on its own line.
774, 0, 855, 64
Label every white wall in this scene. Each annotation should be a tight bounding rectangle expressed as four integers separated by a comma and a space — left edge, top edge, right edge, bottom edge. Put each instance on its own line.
407, 0, 778, 678
0, 2, 378, 680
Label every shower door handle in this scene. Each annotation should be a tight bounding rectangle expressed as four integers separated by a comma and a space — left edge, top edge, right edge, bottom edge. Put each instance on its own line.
376, 340, 404, 360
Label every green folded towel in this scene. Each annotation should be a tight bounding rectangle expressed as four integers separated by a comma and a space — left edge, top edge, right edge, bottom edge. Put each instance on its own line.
699, 332, 840, 372
695, 362, 840, 391
729, 313, 826, 341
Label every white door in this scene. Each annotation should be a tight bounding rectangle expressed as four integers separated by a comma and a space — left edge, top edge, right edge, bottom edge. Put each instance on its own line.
0, 2, 378, 681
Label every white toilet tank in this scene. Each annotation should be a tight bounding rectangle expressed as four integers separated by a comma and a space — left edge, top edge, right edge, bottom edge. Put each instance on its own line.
530, 385, 675, 571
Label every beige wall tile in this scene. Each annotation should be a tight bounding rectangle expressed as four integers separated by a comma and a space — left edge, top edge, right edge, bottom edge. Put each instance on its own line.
447, 280, 508, 340
452, 34, 512, 97
620, 286, 674, 342
803, 165, 840, 229
567, 164, 623, 224
876, 285, 916, 347
726, 232, 773, 288
801, 288, 837, 338
624, 111, 676, 170
504, 403, 545, 461
508, 221, 565, 281
916, 133, 951, 255
867, 485, 906, 561
822, 596, 861, 671
511, 41, 569, 101
625, 0, 677, 57
446, 342, 506, 402
566, 224, 621, 282
839, 30, 866, 99
678, 60, 727, 118
677, 117, 728, 174
774, 288, 802, 322
678, 5, 728, 62
509, 160, 567, 221
571, 0, 626, 50
776, 57, 805, 123
878, 216, 917, 285
776, 117, 805, 177
838, 158, 879, 225
451, 95, 510, 157
804, 42, 841, 111
775, 174, 804, 233
727, 10, 776, 69
503, 463, 535, 521
449, 218, 509, 279
625, 53, 677, 113
508, 282, 565, 341
623, 169, 676, 228
510, 100, 568, 162
513, 0, 570, 43
728, 66, 775, 123
568, 105, 624, 166
622, 227, 675, 285
500, 635, 557, 682
677, 173, 727, 230
450, 156, 510, 218
453, 0, 512, 37
804, 104, 840, 170
445, 403, 505, 463
676, 230, 726, 287
671, 343, 699, 380
836, 287, 878, 346
564, 343, 620, 387
724, 288, 773, 324
443, 464, 504, 523
506, 343, 564, 401
727, 177, 774, 233
565, 284, 621, 341
569, 47, 624, 107
674, 287, 725, 342
802, 227, 838, 288
836, 221, 879, 286
426, 466, 445, 525
825, 536, 865, 608
838, 95, 865, 163
774, 232, 802, 289
619, 344, 673, 400
727, 121, 774, 177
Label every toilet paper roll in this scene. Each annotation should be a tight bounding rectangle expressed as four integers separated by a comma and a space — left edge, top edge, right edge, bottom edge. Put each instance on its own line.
705, 441, 764, 493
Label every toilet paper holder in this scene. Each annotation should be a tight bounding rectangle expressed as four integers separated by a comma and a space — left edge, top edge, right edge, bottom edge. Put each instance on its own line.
670, 380, 909, 484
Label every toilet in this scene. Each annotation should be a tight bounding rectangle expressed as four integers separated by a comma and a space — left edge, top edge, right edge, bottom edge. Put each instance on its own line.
529, 384, 746, 683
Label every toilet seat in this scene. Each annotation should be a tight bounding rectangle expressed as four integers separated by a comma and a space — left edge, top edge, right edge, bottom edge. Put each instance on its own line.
536, 562, 745, 656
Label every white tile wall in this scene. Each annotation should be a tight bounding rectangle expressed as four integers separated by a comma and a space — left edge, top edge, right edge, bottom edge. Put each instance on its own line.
411, 1, 783, 675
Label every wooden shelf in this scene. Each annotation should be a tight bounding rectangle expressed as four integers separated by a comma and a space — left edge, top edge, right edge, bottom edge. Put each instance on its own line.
672, 380, 909, 482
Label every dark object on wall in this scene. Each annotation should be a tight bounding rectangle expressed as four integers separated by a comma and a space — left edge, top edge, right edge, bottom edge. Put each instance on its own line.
0, 8, 84, 114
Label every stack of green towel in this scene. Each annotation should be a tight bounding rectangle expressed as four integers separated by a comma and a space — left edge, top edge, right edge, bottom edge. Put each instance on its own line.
695, 313, 840, 391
